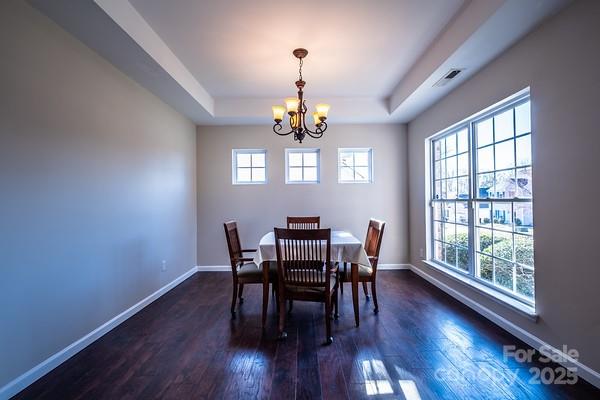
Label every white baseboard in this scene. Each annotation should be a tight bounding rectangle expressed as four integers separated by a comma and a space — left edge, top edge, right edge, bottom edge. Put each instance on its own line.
197, 265, 230, 271
0, 266, 198, 400
378, 263, 411, 270
409, 264, 600, 389
195, 264, 411, 272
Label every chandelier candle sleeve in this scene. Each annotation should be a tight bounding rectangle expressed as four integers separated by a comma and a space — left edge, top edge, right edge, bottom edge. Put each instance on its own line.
272, 48, 330, 143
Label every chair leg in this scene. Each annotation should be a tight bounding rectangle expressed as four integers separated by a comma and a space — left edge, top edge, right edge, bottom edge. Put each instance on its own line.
362, 281, 369, 300
371, 280, 379, 314
334, 290, 339, 320
288, 299, 293, 314
231, 279, 238, 317
340, 262, 346, 294
351, 264, 359, 327
325, 297, 333, 345
238, 284, 244, 303
262, 281, 269, 330
278, 294, 287, 340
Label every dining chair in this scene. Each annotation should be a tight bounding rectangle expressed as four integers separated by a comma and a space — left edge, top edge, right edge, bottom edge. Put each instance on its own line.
285, 216, 320, 313
274, 227, 338, 345
224, 221, 277, 321
286, 216, 320, 229
339, 219, 385, 320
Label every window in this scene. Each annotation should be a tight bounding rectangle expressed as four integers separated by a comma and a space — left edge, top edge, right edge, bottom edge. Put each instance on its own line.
338, 148, 373, 183
430, 91, 534, 305
232, 149, 266, 184
285, 148, 320, 183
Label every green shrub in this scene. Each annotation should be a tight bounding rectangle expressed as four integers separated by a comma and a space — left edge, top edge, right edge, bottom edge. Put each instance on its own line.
441, 230, 534, 298
480, 235, 534, 297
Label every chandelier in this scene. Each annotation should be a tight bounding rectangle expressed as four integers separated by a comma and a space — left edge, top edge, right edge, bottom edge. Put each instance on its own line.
272, 48, 330, 143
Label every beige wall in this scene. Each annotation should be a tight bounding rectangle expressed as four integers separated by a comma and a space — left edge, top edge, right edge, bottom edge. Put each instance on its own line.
196, 124, 408, 266
407, 0, 600, 373
0, 0, 197, 388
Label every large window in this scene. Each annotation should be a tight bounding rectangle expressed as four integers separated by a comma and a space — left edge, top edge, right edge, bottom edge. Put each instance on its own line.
285, 148, 320, 184
430, 91, 534, 304
338, 148, 373, 183
232, 149, 266, 184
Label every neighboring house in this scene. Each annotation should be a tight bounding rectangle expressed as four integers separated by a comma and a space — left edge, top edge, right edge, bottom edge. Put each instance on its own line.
478, 170, 533, 228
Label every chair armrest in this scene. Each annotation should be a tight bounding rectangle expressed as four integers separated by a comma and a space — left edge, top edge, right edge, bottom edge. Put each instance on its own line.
241, 249, 257, 253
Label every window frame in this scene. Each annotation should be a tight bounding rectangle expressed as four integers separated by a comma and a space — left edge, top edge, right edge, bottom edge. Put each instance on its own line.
285, 148, 321, 184
337, 148, 374, 184
428, 89, 534, 307
232, 149, 267, 185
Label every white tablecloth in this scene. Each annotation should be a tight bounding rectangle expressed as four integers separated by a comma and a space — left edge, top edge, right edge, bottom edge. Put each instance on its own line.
253, 230, 371, 268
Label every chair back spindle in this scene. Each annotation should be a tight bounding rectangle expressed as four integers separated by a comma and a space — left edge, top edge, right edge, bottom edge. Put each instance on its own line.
286, 216, 320, 230
274, 228, 331, 288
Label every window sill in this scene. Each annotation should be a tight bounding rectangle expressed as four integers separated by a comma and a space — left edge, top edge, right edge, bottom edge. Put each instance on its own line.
338, 181, 373, 184
422, 260, 538, 321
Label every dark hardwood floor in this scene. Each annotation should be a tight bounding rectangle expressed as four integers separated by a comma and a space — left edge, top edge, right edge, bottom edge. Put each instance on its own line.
14, 271, 599, 399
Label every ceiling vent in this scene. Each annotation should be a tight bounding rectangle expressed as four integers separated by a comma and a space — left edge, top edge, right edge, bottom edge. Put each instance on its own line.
433, 69, 464, 87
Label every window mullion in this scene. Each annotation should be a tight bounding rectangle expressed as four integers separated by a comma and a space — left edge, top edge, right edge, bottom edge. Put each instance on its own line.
468, 121, 476, 278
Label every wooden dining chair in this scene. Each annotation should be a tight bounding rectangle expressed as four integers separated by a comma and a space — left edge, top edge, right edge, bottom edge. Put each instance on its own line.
285, 216, 320, 313
274, 228, 338, 345
339, 219, 386, 319
286, 216, 320, 229
224, 221, 277, 320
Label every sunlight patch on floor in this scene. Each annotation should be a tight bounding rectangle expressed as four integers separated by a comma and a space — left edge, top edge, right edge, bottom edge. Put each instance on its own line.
399, 380, 422, 400
362, 359, 394, 395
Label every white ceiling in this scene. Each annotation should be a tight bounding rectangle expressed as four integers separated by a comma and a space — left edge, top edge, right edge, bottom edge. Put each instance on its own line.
28, 0, 571, 125
128, 0, 465, 98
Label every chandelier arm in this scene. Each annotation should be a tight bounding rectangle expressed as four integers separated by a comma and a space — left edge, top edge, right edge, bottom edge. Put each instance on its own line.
305, 131, 323, 139
303, 122, 327, 139
273, 122, 294, 136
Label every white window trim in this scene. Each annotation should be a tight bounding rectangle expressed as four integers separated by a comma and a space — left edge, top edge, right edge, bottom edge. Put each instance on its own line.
285, 148, 321, 184
232, 149, 267, 185
426, 88, 535, 310
337, 148, 374, 184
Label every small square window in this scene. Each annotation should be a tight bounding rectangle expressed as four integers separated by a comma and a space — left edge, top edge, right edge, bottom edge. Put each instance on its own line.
232, 149, 267, 184
285, 148, 320, 184
338, 148, 373, 183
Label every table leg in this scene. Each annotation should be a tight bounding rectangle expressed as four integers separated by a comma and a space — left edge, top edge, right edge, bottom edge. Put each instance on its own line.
262, 262, 269, 330
351, 263, 359, 327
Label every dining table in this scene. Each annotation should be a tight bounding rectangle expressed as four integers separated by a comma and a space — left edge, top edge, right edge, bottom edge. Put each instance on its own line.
253, 230, 371, 328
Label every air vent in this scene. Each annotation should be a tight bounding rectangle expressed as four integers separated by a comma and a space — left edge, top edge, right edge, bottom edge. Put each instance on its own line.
433, 69, 463, 87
